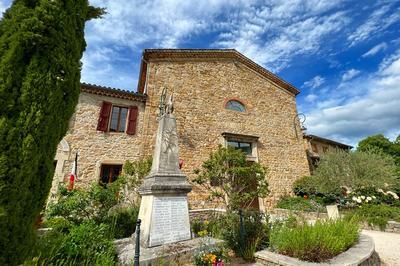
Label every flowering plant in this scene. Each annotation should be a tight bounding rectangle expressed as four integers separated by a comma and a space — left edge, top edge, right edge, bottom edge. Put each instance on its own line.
345, 187, 399, 207
192, 219, 211, 237
351, 195, 376, 205
192, 245, 227, 266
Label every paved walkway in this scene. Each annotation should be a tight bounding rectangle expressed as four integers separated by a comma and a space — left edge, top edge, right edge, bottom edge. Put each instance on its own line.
362, 230, 400, 266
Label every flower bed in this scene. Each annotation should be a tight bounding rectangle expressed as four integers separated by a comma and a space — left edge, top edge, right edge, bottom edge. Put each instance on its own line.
269, 218, 360, 262
255, 234, 379, 266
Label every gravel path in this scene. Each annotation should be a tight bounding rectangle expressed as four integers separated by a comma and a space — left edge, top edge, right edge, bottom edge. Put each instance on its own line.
362, 230, 400, 266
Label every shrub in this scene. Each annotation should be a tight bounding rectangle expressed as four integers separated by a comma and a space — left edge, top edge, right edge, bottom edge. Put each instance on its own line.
107, 205, 139, 239
293, 176, 316, 196
276, 196, 326, 212
193, 146, 268, 211
222, 211, 269, 261
350, 204, 400, 230
270, 218, 360, 262
301, 149, 398, 202
25, 221, 116, 265
46, 181, 123, 225
119, 157, 152, 204
0, 1, 104, 263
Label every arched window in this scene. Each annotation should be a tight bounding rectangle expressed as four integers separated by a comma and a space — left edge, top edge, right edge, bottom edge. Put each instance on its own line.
225, 100, 246, 112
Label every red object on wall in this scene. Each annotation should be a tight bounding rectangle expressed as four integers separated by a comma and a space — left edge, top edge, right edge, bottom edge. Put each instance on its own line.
68, 174, 75, 191
97, 101, 112, 131
179, 159, 184, 169
126, 106, 138, 135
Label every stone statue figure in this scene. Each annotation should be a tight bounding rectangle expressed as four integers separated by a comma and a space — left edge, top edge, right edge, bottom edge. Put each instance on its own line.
164, 94, 174, 115
158, 87, 167, 117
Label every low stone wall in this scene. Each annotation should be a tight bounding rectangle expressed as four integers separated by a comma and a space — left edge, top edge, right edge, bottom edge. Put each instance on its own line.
362, 220, 400, 234
269, 208, 328, 221
255, 234, 379, 266
271, 208, 400, 233
189, 208, 226, 221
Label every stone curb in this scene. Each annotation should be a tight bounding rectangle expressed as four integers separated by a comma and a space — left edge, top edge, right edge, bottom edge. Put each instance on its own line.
255, 234, 378, 266
115, 237, 223, 266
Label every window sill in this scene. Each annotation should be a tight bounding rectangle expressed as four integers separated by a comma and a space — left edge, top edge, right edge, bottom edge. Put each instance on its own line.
246, 155, 258, 162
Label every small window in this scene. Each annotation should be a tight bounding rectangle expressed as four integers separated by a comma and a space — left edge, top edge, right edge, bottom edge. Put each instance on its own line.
110, 106, 128, 132
100, 164, 122, 185
225, 100, 246, 112
227, 141, 252, 155
311, 143, 318, 153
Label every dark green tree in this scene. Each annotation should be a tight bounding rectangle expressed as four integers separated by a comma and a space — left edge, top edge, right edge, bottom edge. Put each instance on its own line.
358, 134, 400, 165
0, 1, 103, 264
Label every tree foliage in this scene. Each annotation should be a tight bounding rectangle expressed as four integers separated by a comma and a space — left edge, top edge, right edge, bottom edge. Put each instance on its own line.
0, 1, 103, 263
193, 146, 268, 211
358, 134, 400, 165
299, 149, 399, 199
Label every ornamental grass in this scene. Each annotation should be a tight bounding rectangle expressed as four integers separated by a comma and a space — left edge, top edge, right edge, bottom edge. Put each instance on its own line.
269, 217, 359, 262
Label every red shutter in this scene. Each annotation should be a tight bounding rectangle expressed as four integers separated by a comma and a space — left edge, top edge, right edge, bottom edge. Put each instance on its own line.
126, 106, 138, 135
97, 101, 112, 131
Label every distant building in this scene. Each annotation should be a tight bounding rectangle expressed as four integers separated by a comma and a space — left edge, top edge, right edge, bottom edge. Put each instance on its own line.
50, 49, 333, 210
303, 134, 353, 172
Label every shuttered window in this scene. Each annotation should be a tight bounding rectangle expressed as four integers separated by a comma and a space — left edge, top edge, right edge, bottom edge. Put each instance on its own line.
110, 106, 128, 132
97, 102, 138, 135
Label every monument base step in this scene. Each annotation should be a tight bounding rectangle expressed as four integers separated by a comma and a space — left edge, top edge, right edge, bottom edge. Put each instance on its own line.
115, 236, 223, 266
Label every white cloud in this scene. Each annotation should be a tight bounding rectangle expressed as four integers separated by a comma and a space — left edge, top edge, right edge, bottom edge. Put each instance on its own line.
87, 0, 236, 48
305, 94, 318, 102
81, 45, 137, 90
80, 0, 351, 87
214, 2, 349, 71
304, 51, 400, 146
303, 75, 325, 89
362, 42, 387, 58
342, 69, 361, 81
348, 4, 400, 46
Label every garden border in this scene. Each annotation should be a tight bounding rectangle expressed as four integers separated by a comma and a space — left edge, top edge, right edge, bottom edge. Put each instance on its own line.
271, 208, 400, 234
255, 234, 379, 266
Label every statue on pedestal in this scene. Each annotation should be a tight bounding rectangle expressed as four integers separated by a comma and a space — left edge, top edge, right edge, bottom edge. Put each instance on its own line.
138, 88, 192, 248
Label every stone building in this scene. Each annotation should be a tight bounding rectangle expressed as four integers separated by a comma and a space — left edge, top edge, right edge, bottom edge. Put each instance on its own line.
303, 134, 353, 173
51, 49, 329, 210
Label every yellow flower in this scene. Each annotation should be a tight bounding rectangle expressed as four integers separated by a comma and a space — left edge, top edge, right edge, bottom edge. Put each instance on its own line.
204, 220, 209, 225
198, 230, 208, 237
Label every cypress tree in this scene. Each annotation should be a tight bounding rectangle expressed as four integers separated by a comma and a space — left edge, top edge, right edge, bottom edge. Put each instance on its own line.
0, 1, 104, 264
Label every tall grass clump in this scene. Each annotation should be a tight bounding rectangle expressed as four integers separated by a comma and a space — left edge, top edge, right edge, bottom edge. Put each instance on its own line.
270, 218, 359, 262
222, 211, 269, 262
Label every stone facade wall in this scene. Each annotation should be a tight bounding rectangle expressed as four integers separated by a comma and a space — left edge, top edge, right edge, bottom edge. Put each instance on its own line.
50, 92, 145, 196
51, 59, 311, 209
141, 59, 311, 210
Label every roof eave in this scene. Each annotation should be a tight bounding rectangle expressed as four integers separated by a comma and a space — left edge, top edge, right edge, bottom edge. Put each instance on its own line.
81, 83, 147, 102
138, 49, 300, 96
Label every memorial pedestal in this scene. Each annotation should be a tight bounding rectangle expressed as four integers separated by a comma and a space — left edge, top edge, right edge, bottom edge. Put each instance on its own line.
138, 194, 191, 247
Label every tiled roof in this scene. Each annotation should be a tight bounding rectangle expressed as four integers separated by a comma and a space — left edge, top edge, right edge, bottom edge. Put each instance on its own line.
81, 83, 147, 102
304, 134, 353, 149
137, 49, 300, 95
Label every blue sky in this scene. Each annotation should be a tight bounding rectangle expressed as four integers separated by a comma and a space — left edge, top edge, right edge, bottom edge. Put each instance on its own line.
1, 0, 400, 146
